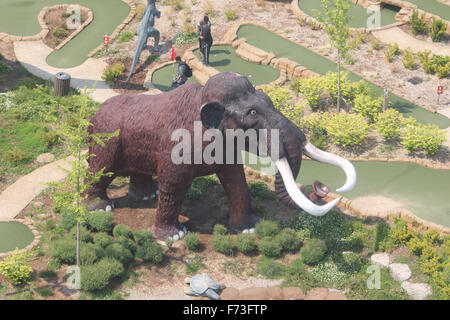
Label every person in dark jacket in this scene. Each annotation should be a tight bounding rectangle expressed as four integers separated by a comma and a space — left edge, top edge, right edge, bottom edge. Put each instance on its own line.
199, 21, 213, 66
171, 56, 188, 89
197, 16, 211, 55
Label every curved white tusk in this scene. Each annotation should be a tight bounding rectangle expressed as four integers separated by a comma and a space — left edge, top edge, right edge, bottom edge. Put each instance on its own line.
303, 142, 357, 193
275, 158, 341, 216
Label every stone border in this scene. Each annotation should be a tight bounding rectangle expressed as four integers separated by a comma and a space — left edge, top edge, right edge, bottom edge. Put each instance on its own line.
0, 218, 41, 259
243, 165, 450, 234
87, 0, 136, 57
143, 60, 175, 94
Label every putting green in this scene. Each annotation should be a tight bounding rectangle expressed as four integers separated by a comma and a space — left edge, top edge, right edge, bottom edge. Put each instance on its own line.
152, 63, 199, 92
152, 46, 280, 91
0, 222, 35, 253
0, 0, 130, 68
237, 25, 450, 129
246, 154, 450, 227
298, 0, 399, 28
407, 0, 450, 21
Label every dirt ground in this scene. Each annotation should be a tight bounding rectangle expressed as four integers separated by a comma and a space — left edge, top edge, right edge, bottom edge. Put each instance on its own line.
43, 6, 89, 49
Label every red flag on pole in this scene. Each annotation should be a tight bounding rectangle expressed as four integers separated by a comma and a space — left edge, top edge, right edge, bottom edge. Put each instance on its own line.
171, 46, 176, 61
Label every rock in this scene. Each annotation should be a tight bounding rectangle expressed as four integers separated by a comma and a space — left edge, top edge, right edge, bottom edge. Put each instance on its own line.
305, 288, 329, 300
33, 201, 44, 209
326, 290, 347, 300
389, 263, 412, 282
370, 253, 390, 268
239, 287, 269, 300
221, 287, 240, 300
281, 287, 305, 300
36, 153, 55, 163
267, 286, 284, 300
401, 281, 432, 300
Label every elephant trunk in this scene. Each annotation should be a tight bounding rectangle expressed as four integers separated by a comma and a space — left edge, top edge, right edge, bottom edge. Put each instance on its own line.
274, 138, 356, 216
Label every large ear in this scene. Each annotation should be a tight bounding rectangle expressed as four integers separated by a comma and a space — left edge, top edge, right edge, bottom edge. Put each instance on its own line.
200, 101, 225, 129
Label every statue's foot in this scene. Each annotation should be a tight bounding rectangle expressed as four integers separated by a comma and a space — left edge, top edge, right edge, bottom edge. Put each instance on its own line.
231, 214, 260, 234
87, 199, 114, 212
153, 221, 187, 242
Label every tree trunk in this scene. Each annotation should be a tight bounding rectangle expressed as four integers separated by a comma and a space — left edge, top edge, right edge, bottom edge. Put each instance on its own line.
337, 49, 341, 112
76, 221, 80, 266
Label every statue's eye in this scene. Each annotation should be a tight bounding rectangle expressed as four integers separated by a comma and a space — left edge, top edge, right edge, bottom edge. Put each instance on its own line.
249, 109, 257, 116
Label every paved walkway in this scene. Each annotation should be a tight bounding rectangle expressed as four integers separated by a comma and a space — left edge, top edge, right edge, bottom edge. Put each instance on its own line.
0, 157, 73, 221
14, 40, 119, 103
372, 27, 450, 56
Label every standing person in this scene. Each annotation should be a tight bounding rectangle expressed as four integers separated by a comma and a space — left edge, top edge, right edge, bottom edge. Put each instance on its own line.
199, 21, 213, 66
197, 16, 211, 55
171, 56, 190, 89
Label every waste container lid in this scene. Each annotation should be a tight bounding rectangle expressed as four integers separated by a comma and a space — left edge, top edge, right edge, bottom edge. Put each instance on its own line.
55, 72, 71, 80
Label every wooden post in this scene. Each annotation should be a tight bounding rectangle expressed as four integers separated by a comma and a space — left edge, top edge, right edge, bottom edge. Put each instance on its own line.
54, 72, 71, 96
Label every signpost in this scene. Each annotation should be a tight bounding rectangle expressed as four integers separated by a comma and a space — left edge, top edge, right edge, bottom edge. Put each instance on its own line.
103, 34, 109, 52
437, 85, 443, 106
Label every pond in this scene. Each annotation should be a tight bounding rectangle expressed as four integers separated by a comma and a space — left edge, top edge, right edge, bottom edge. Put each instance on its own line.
0, 222, 35, 253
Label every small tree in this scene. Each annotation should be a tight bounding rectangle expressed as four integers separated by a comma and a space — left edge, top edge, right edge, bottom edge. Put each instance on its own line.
50, 98, 119, 267
314, 0, 354, 112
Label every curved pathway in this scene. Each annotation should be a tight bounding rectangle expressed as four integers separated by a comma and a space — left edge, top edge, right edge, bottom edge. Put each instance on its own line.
372, 26, 450, 56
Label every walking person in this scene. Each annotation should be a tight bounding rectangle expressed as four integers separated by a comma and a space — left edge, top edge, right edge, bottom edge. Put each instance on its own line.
171, 56, 192, 89
197, 16, 211, 56
199, 20, 213, 66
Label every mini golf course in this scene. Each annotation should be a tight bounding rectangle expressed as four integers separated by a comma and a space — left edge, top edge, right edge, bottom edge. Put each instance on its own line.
152, 46, 280, 91
0, 0, 130, 68
0, 222, 34, 253
407, 0, 450, 21
237, 24, 450, 129
246, 154, 450, 228
298, 0, 400, 28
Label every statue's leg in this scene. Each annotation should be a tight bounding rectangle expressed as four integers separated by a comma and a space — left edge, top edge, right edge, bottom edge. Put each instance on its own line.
128, 174, 158, 200
148, 28, 160, 51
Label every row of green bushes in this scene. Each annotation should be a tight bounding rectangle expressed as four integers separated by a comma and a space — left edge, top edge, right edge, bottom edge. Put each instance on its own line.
410, 10, 447, 42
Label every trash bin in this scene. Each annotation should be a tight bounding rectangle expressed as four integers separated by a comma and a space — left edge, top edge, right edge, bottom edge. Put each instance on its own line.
54, 72, 71, 96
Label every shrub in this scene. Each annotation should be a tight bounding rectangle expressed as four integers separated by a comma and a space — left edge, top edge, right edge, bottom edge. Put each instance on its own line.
174, 31, 197, 46
373, 221, 390, 251
116, 236, 137, 255
410, 10, 428, 35
223, 6, 238, 21
80, 243, 105, 265
113, 224, 132, 238
278, 102, 305, 126
38, 288, 53, 297
211, 234, 234, 255
236, 234, 257, 254
262, 85, 292, 110
383, 43, 400, 63
80, 258, 124, 291
70, 225, 93, 243
258, 256, 285, 279
101, 63, 125, 85
258, 237, 282, 257
213, 224, 228, 236
136, 241, 164, 263
402, 48, 416, 70
421, 54, 450, 78
2, 148, 27, 165
50, 237, 77, 264
202, 0, 215, 17
39, 269, 57, 280
186, 175, 217, 199
86, 210, 114, 233
276, 228, 302, 252
296, 229, 312, 242
300, 238, 327, 265
322, 72, 353, 104
408, 236, 427, 256
353, 94, 383, 123
291, 77, 323, 111
118, 30, 133, 43
255, 220, 280, 238
430, 18, 447, 42
184, 232, 201, 251
310, 262, 347, 286
0, 61, 12, 73
423, 229, 441, 245
53, 28, 68, 38
105, 243, 133, 265
0, 249, 32, 285
370, 38, 381, 50
340, 252, 363, 273
400, 123, 445, 155
286, 258, 309, 282
326, 113, 370, 147
133, 229, 153, 245
93, 232, 113, 248
389, 218, 413, 245
374, 109, 403, 141
37, 130, 59, 147
248, 181, 274, 200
